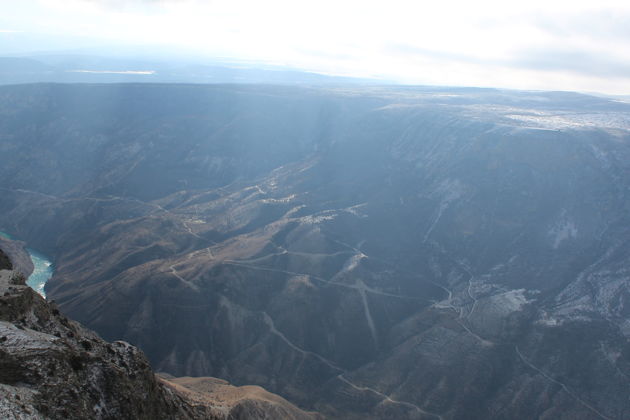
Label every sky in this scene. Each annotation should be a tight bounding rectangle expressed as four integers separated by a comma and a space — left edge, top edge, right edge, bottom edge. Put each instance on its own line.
2, 0, 630, 94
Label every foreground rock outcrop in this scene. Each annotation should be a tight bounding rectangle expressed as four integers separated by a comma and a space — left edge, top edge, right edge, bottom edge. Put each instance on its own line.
0, 236, 33, 277
0, 249, 319, 420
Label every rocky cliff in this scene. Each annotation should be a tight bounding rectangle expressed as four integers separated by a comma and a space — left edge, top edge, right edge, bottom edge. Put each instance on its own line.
0, 237, 34, 277
0, 248, 319, 420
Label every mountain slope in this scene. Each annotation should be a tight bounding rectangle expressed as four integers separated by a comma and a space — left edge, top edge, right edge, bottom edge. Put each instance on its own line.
1, 84, 629, 418
0, 248, 319, 419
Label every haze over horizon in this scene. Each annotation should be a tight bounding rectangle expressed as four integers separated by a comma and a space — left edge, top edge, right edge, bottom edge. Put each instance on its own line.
2, 1, 630, 94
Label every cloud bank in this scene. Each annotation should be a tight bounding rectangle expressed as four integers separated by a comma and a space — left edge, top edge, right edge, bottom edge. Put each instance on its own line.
2, 0, 630, 94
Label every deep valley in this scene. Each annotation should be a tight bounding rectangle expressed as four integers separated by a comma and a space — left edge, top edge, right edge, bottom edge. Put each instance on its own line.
1, 83, 630, 419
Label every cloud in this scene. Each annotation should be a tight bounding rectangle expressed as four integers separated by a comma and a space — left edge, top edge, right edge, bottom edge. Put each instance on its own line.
5, 0, 630, 94
508, 49, 630, 79
386, 43, 630, 80
385, 44, 485, 65
532, 9, 630, 41
79, 0, 187, 5
50, 0, 191, 15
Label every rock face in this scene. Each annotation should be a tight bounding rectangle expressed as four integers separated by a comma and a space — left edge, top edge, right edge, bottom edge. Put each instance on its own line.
1, 84, 630, 418
0, 249, 319, 420
0, 237, 34, 277
0, 247, 11, 270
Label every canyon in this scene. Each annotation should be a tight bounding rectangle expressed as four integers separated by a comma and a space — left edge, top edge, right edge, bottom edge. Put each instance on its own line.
1, 83, 629, 418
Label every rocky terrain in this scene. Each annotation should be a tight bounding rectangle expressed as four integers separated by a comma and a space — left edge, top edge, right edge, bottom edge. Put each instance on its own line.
0, 236, 34, 277
1, 83, 630, 418
0, 248, 319, 419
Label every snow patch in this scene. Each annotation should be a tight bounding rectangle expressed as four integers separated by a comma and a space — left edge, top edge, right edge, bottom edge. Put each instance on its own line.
283, 205, 306, 218
549, 212, 578, 249
489, 289, 532, 313
343, 203, 368, 217
537, 312, 563, 327
299, 213, 337, 225
261, 194, 297, 204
